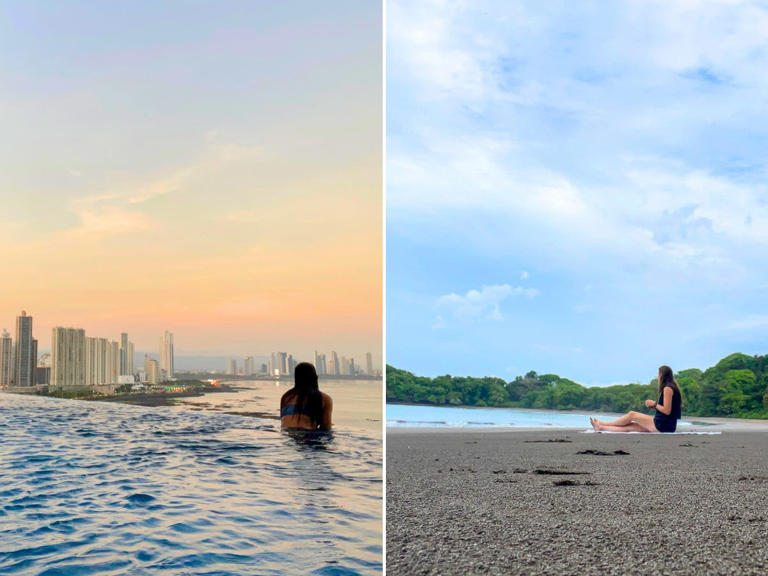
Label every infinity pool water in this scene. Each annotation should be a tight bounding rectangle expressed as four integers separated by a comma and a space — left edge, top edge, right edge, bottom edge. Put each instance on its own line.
0, 386, 382, 575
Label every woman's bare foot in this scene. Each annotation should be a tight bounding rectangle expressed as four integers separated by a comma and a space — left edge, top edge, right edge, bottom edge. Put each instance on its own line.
590, 417, 599, 431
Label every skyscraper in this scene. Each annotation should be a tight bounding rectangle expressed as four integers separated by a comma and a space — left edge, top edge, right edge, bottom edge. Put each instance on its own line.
244, 356, 255, 376
51, 327, 86, 387
226, 357, 237, 375
96, 338, 110, 385
85, 337, 97, 386
13, 311, 35, 386
160, 331, 174, 379
0, 330, 12, 387
271, 352, 288, 375
119, 333, 134, 376
144, 354, 160, 384
108, 341, 120, 384
84, 337, 109, 386
331, 351, 340, 376
128, 341, 134, 375
366, 352, 373, 375
314, 351, 329, 375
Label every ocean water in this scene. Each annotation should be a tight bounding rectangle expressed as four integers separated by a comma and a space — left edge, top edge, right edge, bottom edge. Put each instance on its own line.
0, 380, 382, 575
387, 403, 692, 429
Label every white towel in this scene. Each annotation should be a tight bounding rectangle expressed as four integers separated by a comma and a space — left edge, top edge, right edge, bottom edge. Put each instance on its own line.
581, 429, 721, 435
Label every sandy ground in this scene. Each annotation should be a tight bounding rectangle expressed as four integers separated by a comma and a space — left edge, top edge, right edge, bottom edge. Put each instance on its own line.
387, 429, 768, 575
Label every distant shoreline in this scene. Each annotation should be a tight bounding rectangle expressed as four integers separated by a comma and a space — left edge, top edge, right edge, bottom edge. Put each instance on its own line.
386, 402, 768, 431
386, 400, 768, 423
1, 382, 242, 408
177, 373, 383, 382
97, 385, 241, 407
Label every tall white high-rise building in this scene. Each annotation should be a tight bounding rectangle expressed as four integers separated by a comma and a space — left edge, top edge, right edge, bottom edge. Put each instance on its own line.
96, 338, 109, 385
331, 351, 340, 376
108, 340, 120, 384
159, 331, 174, 380
366, 352, 373, 375
0, 330, 12, 387
341, 356, 351, 376
244, 356, 255, 376
85, 337, 97, 386
270, 352, 288, 375
51, 327, 86, 387
144, 354, 160, 384
14, 311, 35, 386
84, 337, 110, 386
315, 351, 328, 375
118, 333, 134, 376
226, 357, 237, 375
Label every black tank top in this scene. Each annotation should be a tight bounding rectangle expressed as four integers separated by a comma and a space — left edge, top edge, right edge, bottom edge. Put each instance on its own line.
654, 384, 681, 431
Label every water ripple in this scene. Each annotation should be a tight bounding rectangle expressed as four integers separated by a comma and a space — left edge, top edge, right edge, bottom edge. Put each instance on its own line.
0, 392, 382, 575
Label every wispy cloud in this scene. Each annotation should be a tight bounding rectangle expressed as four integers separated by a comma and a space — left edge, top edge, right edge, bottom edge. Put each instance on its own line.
128, 171, 188, 204
65, 204, 149, 239
62, 135, 266, 237
64, 193, 149, 239
436, 283, 538, 323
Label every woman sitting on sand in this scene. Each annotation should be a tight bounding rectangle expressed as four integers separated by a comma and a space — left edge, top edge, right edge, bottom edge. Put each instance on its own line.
590, 365, 682, 433
280, 362, 333, 431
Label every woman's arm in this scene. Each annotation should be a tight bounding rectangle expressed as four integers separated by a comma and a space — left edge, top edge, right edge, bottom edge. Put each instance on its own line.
654, 386, 674, 416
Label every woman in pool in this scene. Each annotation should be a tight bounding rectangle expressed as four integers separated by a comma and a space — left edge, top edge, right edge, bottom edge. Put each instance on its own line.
280, 362, 333, 431
590, 365, 682, 433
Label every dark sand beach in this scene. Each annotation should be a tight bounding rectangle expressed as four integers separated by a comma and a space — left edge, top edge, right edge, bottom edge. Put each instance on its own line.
387, 428, 768, 575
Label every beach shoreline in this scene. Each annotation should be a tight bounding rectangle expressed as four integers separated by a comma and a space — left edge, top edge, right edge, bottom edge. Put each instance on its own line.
387, 428, 768, 575
387, 415, 768, 434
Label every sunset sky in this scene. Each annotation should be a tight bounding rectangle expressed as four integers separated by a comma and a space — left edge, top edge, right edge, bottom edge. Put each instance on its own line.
0, 1, 381, 363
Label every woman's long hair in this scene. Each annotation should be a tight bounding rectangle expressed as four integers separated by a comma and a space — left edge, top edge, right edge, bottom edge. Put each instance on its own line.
283, 362, 323, 425
658, 365, 681, 398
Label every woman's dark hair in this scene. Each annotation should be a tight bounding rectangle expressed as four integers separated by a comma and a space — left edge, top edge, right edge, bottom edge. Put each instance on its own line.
658, 365, 681, 397
283, 362, 323, 426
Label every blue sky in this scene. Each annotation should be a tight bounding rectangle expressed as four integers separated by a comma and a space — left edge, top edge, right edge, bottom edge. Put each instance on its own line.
387, 0, 768, 385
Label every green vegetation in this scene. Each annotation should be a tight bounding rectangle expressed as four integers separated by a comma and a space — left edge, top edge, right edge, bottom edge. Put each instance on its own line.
40, 386, 107, 400
387, 352, 768, 418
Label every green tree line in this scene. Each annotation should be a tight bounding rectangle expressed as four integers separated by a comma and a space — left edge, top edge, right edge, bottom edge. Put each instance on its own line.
386, 353, 768, 418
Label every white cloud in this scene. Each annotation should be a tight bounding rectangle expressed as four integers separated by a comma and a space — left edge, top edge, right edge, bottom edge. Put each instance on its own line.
432, 315, 447, 330
128, 172, 188, 204
520, 270, 529, 280
65, 205, 149, 238
388, 0, 768, 286
62, 135, 266, 237
436, 283, 538, 322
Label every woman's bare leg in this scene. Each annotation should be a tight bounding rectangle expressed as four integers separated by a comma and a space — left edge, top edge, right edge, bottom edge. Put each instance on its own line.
594, 412, 657, 432
595, 423, 648, 432
597, 411, 644, 427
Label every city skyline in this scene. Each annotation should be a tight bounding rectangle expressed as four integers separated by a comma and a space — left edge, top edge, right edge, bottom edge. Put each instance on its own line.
0, 1, 381, 361
0, 309, 381, 378
224, 348, 381, 377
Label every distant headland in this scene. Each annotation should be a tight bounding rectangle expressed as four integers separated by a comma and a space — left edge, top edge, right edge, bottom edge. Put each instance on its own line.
387, 352, 768, 419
